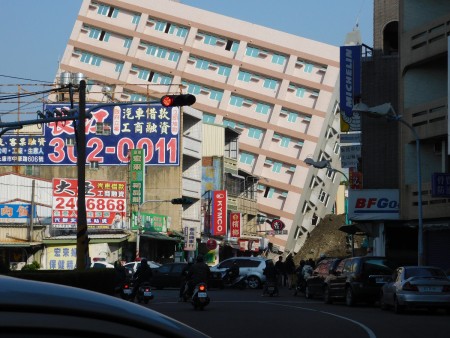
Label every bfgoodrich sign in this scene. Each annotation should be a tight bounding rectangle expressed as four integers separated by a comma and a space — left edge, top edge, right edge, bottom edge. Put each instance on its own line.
348, 189, 399, 221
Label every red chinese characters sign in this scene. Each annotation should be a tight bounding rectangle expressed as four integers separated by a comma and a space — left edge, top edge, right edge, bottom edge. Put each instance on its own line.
52, 178, 126, 229
229, 212, 241, 238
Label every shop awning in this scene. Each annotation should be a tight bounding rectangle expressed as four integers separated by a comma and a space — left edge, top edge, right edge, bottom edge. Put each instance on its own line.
42, 233, 130, 245
0, 241, 42, 247
141, 232, 179, 242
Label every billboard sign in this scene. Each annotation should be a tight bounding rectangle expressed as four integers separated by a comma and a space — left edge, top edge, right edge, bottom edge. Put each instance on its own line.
183, 226, 196, 251
229, 212, 241, 238
52, 178, 127, 229
130, 148, 145, 205
0, 103, 180, 166
340, 45, 362, 132
211, 190, 227, 236
348, 189, 399, 220
0, 203, 36, 223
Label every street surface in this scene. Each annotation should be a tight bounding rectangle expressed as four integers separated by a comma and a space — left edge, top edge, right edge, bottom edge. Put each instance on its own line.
130, 286, 450, 338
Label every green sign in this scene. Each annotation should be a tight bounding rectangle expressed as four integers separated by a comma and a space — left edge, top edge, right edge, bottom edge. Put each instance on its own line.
131, 211, 167, 232
130, 149, 144, 205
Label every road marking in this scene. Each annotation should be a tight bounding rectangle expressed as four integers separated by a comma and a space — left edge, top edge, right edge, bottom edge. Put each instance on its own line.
262, 301, 376, 338
153, 299, 376, 338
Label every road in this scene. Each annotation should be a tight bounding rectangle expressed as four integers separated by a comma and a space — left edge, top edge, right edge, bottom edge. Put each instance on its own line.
135, 286, 450, 338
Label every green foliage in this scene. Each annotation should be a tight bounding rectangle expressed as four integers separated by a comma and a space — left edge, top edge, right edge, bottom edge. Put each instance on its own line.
21, 261, 41, 271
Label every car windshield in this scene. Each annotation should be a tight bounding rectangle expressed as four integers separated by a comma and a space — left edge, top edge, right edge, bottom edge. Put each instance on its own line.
363, 259, 395, 275
405, 267, 447, 279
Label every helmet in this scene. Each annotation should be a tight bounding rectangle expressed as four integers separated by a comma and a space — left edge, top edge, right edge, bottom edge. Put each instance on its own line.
196, 255, 204, 263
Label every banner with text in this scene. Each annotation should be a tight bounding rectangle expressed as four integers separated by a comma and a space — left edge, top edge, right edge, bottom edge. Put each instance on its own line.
211, 190, 227, 236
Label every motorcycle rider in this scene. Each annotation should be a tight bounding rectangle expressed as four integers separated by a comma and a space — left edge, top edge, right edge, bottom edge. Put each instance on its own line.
132, 258, 153, 298
186, 255, 210, 298
225, 261, 240, 284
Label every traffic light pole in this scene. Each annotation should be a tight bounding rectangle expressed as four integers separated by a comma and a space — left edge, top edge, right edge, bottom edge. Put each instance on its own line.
76, 80, 89, 270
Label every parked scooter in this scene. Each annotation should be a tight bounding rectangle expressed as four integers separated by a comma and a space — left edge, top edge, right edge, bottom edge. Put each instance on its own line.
135, 281, 154, 304
191, 282, 210, 310
262, 280, 279, 297
221, 271, 248, 290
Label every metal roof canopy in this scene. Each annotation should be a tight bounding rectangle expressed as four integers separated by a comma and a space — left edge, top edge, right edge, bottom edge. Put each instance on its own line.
141, 232, 178, 242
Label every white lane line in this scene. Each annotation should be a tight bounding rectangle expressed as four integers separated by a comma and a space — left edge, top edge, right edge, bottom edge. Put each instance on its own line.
262, 302, 376, 338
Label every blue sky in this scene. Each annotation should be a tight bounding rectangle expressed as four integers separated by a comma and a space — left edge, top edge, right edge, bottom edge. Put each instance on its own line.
0, 0, 372, 119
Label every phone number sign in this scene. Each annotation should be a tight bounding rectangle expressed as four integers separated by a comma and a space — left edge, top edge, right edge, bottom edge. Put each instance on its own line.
52, 178, 126, 229
0, 103, 180, 166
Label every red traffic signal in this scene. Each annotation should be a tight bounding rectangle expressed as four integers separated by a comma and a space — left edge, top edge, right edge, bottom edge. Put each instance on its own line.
160, 94, 196, 107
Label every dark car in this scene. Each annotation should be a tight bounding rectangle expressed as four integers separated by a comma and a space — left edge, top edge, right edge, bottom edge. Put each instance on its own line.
324, 256, 396, 306
151, 262, 188, 289
0, 275, 208, 337
305, 258, 342, 299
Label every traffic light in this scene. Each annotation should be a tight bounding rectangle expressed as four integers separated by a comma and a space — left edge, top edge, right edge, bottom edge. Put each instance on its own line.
160, 94, 196, 107
171, 197, 194, 205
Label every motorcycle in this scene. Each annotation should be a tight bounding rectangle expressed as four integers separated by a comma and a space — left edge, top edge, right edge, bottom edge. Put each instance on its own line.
221, 271, 248, 290
191, 282, 210, 310
263, 280, 279, 297
136, 282, 154, 304
121, 279, 135, 301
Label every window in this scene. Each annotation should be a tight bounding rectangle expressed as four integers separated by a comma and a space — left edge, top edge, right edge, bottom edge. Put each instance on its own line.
123, 38, 132, 49
182, 82, 201, 95
196, 59, 209, 70
248, 127, 262, 140
132, 14, 140, 25
115, 62, 123, 73
203, 34, 217, 45
168, 51, 180, 62
304, 63, 314, 73
203, 114, 215, 124
218, 65, 231, 77
264, 187, 274, 198
281, 191, 288, 198
239, 152, 255, 165
255, 103, 270, 115
238, 71, 252, 82
296, 87, 305, 98
209, 89, 223, 101
80, 52, 102, 66
155, 21, 166, 31
272, 54, 286, 65
272, 162, 282, 173
245, 46, 260, 57
97, 5, 119, 18
287, 112, 297, 123
230, 95, 244, 107
263, 78, 278, 90
223, 119, 236, 128
280, 137, 290, 148
318, 189, 327, 203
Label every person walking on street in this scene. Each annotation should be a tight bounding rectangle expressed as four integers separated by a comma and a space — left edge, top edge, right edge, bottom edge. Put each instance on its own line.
262, 260, 278, 296
274, 256, 285, 287
284, 254, 296, 289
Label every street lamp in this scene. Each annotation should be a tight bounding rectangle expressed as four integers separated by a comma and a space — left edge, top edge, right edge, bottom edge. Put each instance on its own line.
353, 102, 424, 266
304, 158, 353, 256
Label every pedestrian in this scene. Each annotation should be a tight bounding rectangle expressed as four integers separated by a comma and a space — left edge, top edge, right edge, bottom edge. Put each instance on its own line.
262, 260, 278, 296
178, 258, 193, 301
113, 260, 126, 293
274, 255, 285, 287
294, 260, 306, 295
284, 254, 296, 289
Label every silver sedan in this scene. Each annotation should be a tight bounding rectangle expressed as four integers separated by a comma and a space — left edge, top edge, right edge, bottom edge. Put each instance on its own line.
380, 266, 450, 314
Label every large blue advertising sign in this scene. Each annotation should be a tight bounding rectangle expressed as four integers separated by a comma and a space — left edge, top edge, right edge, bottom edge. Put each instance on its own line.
0, 103, 180, 166
340, 45, 362, 132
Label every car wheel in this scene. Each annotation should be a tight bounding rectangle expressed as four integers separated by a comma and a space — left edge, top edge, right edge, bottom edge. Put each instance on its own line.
394, 296, 404, 314
323, 286, 332, 304
305, 285, 312, 299
247, 276, 261, 289
345, 287, 355, 307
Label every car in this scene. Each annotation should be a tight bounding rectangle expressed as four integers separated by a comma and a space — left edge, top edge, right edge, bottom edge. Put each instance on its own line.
324, 256, 397, 306
90, 261, 114, 269
210, 256, 272, 289
304, 258, 342, 299
380, 266, 450, 314
0, 275, 208, 337
124, 260, 161, 277
151, 262, 188, 289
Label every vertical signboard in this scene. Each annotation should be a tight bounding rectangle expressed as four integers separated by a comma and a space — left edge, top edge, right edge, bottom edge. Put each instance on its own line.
183, 226, 196, 251
130, 148, 144, 205
229, 212, 241, 238
340, 45, 362, 132
211, 190, 227, 236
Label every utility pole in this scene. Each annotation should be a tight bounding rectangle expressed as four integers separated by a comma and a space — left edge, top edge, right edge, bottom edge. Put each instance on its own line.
76, 80, 89, 270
